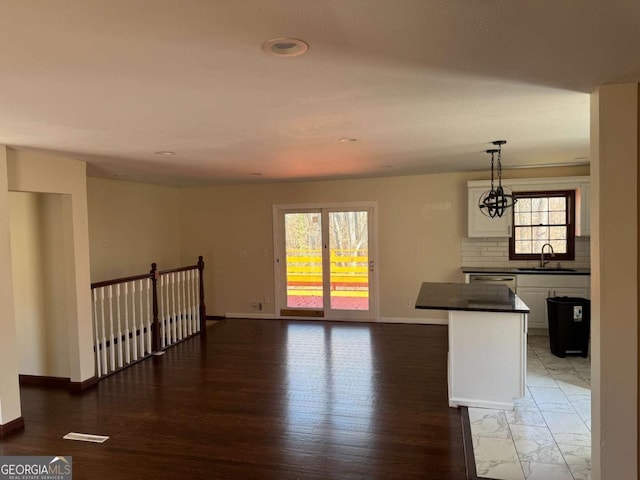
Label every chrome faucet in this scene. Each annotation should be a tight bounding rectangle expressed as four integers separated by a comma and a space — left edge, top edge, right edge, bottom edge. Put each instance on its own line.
540, 243, 555, 268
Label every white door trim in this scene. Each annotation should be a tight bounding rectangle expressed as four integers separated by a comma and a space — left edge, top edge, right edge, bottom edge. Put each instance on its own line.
272, 202, 379, 322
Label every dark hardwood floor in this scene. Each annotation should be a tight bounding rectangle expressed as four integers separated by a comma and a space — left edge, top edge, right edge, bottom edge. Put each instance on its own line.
0, 319, 468, 479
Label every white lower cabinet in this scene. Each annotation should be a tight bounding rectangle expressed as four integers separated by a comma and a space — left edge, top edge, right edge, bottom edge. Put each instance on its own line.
515, 287, 549, 329
516, 275, 590, 330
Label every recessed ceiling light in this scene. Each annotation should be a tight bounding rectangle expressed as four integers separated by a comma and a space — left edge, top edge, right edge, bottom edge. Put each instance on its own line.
339, 137, 358, 143
155, 150, 176, 156
262, 37, 309, 57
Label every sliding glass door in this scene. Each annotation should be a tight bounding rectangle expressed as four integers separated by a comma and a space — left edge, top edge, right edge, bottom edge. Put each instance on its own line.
274, 204, 377, 321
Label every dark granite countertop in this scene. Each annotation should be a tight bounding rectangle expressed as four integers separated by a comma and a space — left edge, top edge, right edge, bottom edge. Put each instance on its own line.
415, 282, 530, 313
461, 266, 591, 275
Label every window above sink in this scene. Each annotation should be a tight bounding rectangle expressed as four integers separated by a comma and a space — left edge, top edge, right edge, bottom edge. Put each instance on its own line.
509, 190, 576, 261
467, 175, 590, 240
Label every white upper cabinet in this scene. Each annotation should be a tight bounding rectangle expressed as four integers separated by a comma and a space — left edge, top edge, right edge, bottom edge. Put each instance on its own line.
467, 176, 590, 238
467, 186, 512, 237
576, 183, 591, 237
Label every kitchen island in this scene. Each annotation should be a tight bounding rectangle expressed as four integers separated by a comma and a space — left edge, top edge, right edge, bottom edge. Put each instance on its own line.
416, 282, 529, 410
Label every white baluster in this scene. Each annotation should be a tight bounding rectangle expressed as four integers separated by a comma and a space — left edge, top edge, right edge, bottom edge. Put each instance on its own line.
157, 274, 162, 349
186, 270, 193, 336
146, 277, 152, 354
161, 274, 166, 347
92, 289, 102, 378
177, 271, 184, 340
131, 280, 138, 361
190, 270, 196, 333
191, 271, 195, 332
165, 274, 170, 346
160, 273, 167, 349
164, 273, 173, 347
194, 269, 200, 332
174, 273, 179, 342
124, 282, 131, 365
184, 271, 189, 336
139, 279, 145, 356
185, 271, 190, 334
192, 269, 198, 333
171, 273, 177, 345
100, 287, 108, 373
108, 285, 115, 371
169, 273, 178, 345
194, 269, 199, 332
116, 283, 123, 369
175, 272, 181, 341
158, 275, 168, 350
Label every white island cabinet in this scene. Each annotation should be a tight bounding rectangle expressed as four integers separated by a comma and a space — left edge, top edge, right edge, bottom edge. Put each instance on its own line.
415, 282, 529, 410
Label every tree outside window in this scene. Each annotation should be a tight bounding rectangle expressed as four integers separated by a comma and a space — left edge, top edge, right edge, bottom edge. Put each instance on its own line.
509, 190, 575, 260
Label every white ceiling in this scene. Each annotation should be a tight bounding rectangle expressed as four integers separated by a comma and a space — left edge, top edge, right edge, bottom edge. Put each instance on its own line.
0, 1, 638, 186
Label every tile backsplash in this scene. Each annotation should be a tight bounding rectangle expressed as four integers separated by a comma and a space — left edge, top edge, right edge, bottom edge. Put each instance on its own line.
461, 237, 591, 269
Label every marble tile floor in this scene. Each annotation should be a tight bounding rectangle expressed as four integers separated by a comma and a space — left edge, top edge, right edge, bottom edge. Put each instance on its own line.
469, 335, 591, 480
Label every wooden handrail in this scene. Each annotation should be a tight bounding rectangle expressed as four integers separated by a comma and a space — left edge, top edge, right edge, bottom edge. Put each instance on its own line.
158, 264, 198, 275
91, 272, 152, 289
90, 256, 207, 380
90, 260, 203, 288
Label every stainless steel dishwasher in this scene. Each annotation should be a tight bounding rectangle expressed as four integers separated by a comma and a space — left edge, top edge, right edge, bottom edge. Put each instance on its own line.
469, 274, 517, 292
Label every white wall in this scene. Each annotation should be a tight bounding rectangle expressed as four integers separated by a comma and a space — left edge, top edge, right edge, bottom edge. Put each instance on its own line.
87, 177, 182, 282
40, 195, 70, 376
10, 192, 70, 378
0, 146, 21, 425
178, 165, 589, 320
590, 83, 639, 480
5, 148, 93, 383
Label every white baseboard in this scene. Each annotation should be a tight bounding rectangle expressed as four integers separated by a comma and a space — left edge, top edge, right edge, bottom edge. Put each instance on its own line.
225, 312, 277, 319
380, 317, 448, 325
224, 313, 448, 325
449, 397, 515, 410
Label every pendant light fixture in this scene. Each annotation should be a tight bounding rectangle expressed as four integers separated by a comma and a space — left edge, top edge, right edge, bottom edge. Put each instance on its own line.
478, 140, 517, 218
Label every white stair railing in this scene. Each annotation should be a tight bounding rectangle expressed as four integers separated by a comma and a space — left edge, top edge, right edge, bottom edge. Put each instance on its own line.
157, 263, 202, 350
90, 257, 205, 379
91, 274, 153, 378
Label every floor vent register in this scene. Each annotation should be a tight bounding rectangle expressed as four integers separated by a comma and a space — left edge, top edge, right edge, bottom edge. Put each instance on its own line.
63, 432, 110, 443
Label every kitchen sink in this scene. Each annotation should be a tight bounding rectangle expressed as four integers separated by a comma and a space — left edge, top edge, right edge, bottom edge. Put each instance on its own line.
517, 267, 577, 272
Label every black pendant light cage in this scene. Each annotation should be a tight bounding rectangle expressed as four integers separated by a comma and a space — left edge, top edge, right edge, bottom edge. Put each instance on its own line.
478, 140, 517, 218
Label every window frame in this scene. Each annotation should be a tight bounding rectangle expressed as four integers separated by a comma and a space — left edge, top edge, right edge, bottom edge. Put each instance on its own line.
508, 189, 576, 261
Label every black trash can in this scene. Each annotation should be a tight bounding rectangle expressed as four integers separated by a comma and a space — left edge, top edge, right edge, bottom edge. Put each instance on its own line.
546, 297, 590, 358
